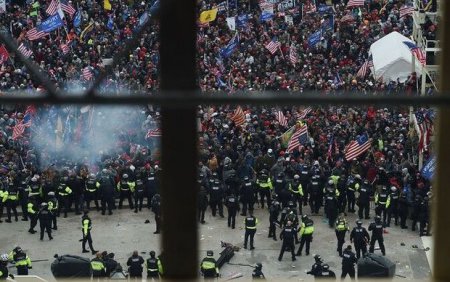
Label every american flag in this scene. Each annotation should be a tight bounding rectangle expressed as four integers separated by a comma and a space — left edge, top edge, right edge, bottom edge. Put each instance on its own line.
60, 43, 70, 54
289, 44, 298, 65
276, 111, 288, 127
287, 124, 308, 153
400, 5, 415, 18
82, 66, 93, 80
18, 43, 33, 58
327, 135, 334, 160
46, 0, 60, 15
296, 106, 312, 120
414, 111, 432, 153
303, 0, 317, 14
356, 60, 373, 78
403, 41, 426, 66
60, 0, 76, 17
0, 45, 9, 64
231, 106, 246, 126
345, 134, 371, 161
347, 0, 365, 8
146, 128, 162, 138
26, 27, 49, 41
12, 122, 26, 140
265, 40, 281, 55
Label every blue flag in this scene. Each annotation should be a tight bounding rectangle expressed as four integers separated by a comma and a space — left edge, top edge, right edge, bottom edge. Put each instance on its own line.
220, 33, 239, 58
216, 77, 227, 88
40, 13, 64, 33
318, 4, 333, 14
260, 11, 274, 22
236, 14, 249, 28
421, 155, 436, 180
139, 12, 149, 26
308, 30, 322, 47
149, 0, 160, 16
107, 15, 114, 30
73, 10, 81, 28
321, 15, 334, 32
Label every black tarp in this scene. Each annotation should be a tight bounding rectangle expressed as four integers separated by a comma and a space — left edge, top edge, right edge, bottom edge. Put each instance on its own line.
217, 246, 235, 269
51, 255, 92, 278
357, 253, 396, 278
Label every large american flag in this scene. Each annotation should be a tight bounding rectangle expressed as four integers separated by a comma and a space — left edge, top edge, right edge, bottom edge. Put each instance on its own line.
12, 122, 26, 140
347, 0, 365, 8
414, 111, 432, 153
46, 0, 60, 15
60, 43, 70, 54
287, 124, 308, 153
289, 44, 298, 65
276, 111, 288, 127
146, 128, 162, 138
231, 106, 246, 126
403, 41, 426, 66
60, 0, 76, 17
18, 43, 33, 58
296, 106, 312, 120
265, 40, 280, 55
400, 5, 415, 18
345, 134, 371, 161
27, 27, 49, 41
82, 67, 93, 80
356, 60, 373, 78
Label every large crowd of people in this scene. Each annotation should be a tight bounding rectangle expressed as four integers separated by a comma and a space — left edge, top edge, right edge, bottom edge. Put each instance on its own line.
0, 0, 438, 279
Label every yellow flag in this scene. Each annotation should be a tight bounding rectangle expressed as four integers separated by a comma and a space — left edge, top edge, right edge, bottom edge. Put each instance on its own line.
104, 0, 112, 10
199, 8, 218, 24
80, 22, 94, 42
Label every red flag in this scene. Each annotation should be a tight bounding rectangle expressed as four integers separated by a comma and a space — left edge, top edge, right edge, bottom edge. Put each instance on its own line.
0, 45, 9, 64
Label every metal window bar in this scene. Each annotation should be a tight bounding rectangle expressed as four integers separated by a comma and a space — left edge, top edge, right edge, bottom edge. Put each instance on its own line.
0, 0, 448, 280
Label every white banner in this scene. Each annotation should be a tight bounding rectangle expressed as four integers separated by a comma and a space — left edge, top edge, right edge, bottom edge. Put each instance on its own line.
0, 0, 6, 13
226, 16, 236, 31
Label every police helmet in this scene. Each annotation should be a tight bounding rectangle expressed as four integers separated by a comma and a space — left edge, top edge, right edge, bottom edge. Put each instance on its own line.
356, 220, 362, 226
375, 215, 381, 221
302, 214, 308, 220
199, 173, 204, 178
391, 186, 397, 192
313, 254, 322, 261
150, 251, 156, 257
212, 172, 218, 177
288, 201, 294, 207
0, 254, 8, 262
278, 172, 284, 178
244, 176, 249, 181
123, 174, 129, 179
382, 186, 387, 191
214, 179, 220, 184
322, 264, 329, 270
294, 174, 300, 180
102, 169, 108, 174
328, 179, 334, 185
255, 263, 262, 269
363, 179, 369, 184
89, 173, 96, 179
48, 191, 55, 196
41, 202, 48, 207
31, 177, 37, 182
355, 174, 361, 179
206, 250, 213, 257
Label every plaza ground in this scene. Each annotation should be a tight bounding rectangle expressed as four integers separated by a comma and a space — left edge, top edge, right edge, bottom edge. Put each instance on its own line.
0, 206, 431, 281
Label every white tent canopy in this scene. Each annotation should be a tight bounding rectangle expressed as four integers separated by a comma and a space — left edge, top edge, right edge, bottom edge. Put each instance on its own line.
369, 31, 423, 83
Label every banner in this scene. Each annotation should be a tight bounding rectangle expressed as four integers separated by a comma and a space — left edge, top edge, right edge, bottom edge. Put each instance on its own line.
220, 33, 239, 58
199, 8, 218, 24
421, 155, 436, 180
308, 30, 321, 47
318, 4, 333, 14
285, 14, 293, 25
73, 10, 81, 27
236, 14, 249, 28
226, 16, 236, 31
40, 13, 64, 33
260, 11, 274, 21
0, 0, 5, 13
259, 2, 274, 13
104, 0, 111, 10
278, 0, 296, 12
321, 14, 334, 32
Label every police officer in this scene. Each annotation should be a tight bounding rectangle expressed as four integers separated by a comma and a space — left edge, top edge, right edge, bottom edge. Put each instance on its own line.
146, 251, 160, 280
127, 250, 144, 279
209, 178, 224, 218
252, 263, 265, 279
369, 215, 386, 255
375, 186, 390, 225
37, 202, 53, 240
84, 174, 100, 211
117, 174, 135, 210
411, 194, 422, 232
350, 220, 370, 259
134, 176, 145, 213
97, 169, 115, 215
0, 184, 4, 223
0, 253, 12, 280
268, 198, 281, 241
289, 175, 304, 214
297, 215, 314, 256
419, 196, 430, 236
274, 172, 287, 196
335, 214, 349, 257
17, 176, 30, 221
225, 193, 239, 229
240, 176, 255, 216
278, 221, 297, 261
200, 251, 219, 279
28, 177, 41, 204
306, 255, 323, 276
256, 169, 272, 209
299, 164, 310, 206
47, 192, 58, 230
387, 186, 399, 227
341, 245, 357, 280
3, 184, 19, 222
57, 178, 72, 218
324, 180, 339, 227
198, 186, 209, 224
244, 211, 258, 250
91, 252, 106, 278
12, 247, 32, 275
27, 198, 38, 234
357, 179, 372, 220
145, 171, 158, 209
68, 172, 83, 215
398, 193, 409, 229
347, 175, 360, 213
308, 175, 322, 214
318, 264, 336, 279
82, 210, 98, 254
151, 194, 161, 234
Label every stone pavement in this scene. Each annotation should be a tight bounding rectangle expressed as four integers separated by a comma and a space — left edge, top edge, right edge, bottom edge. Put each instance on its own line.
0, 205, 431, 281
